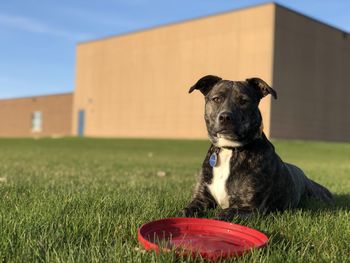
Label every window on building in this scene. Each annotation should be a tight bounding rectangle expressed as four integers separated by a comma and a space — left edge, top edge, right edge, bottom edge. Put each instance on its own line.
31, 111, 42, 132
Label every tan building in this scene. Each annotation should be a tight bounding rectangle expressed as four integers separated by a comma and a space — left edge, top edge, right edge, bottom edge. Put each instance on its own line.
0, 93, 73, 137
73, 3, 350, 141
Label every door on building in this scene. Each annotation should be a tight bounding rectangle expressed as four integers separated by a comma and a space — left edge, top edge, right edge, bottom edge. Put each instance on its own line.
31, 111, 43, 133
77, 110, 85, 137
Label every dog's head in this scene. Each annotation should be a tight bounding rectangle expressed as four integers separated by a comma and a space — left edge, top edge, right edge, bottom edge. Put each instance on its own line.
189, 75, 277, 148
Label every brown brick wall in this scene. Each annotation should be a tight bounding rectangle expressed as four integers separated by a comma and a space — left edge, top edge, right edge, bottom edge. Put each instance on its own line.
0, 93, 73, 137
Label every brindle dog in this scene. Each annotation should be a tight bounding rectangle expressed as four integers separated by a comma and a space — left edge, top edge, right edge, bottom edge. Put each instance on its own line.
183, 75, 333, 221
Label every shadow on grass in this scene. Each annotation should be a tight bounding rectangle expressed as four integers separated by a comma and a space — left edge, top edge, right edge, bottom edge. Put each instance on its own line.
332, 193, 350, 210
300, 193, 350, 212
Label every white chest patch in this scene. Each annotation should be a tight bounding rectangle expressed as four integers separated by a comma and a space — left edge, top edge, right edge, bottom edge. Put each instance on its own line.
207, 148, 232, 209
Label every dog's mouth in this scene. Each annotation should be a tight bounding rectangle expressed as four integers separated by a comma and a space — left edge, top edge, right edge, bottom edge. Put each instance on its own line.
206, 127, 245, 148
216, 132, 241, 142
217, 133, 237, 139
216, 128, 231, 134
215, 129, 239, 140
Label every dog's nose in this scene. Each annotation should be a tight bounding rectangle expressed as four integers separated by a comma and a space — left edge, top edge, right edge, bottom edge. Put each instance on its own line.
218, 111, 234, 125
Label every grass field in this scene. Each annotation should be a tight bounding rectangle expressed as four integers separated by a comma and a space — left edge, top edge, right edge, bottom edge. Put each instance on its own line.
0, 138, 349, 262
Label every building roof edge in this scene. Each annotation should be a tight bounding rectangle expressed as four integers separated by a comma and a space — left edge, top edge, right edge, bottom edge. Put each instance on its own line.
273, 2, 349, 34
77, 2, 348, 46
77, 2, 277, 46
0, 92, 73, 102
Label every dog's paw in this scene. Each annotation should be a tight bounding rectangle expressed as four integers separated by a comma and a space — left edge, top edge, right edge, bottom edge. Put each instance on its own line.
181, 207, 199, 217
216, 209, 253, 221
215, 208, 239, 222
215, 212, 233, 222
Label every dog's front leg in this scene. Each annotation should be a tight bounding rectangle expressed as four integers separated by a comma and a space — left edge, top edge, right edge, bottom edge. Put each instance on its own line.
216, 208, 253, 221
182, 185, 216, 217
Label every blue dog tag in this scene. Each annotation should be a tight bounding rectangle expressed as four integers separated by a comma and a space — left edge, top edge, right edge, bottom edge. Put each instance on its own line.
209, 152, 218, 167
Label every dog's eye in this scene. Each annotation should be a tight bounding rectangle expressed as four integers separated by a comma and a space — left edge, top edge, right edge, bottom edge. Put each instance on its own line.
238, 97, 249, 105
212, 97, 222, 103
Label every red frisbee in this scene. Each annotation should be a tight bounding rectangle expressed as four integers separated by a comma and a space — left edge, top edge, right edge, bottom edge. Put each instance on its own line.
138, 217, 268, 260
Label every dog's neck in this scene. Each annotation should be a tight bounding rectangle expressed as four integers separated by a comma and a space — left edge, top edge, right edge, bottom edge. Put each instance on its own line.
215, 137, 244, 148
213, 130, 264, 150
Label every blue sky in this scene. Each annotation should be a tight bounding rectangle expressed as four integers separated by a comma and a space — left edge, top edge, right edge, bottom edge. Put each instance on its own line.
0, 0, 349, 99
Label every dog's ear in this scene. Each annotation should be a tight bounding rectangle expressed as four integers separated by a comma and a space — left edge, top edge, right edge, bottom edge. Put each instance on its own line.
246, 77, 277, 100
188, 75, 222, 96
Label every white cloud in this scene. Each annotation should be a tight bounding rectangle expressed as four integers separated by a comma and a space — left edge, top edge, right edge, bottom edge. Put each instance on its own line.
0, 13, 91, 40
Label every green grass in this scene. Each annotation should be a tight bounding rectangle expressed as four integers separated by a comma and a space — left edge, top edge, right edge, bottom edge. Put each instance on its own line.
0, 138, 349, 262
